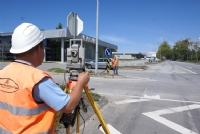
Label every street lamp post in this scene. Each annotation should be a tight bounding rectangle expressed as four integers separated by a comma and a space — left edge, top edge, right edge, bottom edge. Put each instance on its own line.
0, 41, 3, 61
160, 49, 161, 60
95, 0, 99, 74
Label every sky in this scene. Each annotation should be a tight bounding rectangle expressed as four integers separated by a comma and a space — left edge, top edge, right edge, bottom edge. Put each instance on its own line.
0, 0, 200, 55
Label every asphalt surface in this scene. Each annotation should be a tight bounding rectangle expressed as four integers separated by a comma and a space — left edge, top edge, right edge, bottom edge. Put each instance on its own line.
81, 61, 200, 134
1, 60, 200, 134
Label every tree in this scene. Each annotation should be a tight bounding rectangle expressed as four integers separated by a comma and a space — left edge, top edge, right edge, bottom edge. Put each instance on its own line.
56, 23, 63, 29
156, 41, 172, 60
193, 41, 199, 61
172, 39, 190, 61
188, 39, 194, 61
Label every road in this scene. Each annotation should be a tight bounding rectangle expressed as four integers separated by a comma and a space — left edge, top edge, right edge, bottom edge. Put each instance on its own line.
78, 61, 200, 134
1, 60, 200, 134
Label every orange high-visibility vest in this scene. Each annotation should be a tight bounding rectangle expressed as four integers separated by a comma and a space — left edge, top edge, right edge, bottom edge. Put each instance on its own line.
112, 59, 118, 66
0, 62, 56, 134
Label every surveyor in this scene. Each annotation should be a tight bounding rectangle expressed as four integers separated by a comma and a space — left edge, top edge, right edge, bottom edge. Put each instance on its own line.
0, 22, 90, 134
112, 56, 119, 74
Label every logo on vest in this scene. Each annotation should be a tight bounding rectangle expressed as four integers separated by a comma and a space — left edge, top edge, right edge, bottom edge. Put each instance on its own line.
0, 78, 19, 93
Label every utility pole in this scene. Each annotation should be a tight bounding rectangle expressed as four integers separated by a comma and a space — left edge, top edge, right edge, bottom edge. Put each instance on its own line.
95, 0, 99, 74
160, 49, 161, 60
0, 40, 3, 61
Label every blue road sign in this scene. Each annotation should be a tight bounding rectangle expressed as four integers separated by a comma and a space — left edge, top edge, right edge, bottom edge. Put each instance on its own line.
105, 48, 111, 58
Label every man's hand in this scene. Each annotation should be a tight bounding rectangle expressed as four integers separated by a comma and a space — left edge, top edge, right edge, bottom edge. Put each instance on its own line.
61, 72, 90, 113
77, 72, 90, 86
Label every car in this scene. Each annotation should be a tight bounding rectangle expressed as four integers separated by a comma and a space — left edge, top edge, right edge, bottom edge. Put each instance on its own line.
149, 57, 160, 62
85, 58, 113, 69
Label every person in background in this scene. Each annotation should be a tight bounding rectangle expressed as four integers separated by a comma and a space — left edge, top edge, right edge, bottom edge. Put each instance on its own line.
0, 23, 90, 134
112, 56, 119, 75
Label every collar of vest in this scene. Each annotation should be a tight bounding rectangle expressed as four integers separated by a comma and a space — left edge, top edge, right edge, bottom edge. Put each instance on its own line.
12, 60, 34, 67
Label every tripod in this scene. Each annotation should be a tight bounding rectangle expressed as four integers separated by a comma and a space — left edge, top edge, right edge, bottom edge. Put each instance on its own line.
54, 69, 110, 134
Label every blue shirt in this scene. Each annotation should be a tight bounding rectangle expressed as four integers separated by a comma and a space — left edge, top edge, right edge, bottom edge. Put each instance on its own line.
33, 77, 70, 111
15, 60, 70, 111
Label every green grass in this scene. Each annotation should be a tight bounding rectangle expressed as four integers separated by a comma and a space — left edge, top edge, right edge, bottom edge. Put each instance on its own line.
118, 59, 139, 61
145, 61, 161, 64
48, 68, 66, 73
119, 66, 147, 70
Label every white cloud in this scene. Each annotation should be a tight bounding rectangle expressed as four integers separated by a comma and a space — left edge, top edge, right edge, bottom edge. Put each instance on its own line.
100, 35, 133, 44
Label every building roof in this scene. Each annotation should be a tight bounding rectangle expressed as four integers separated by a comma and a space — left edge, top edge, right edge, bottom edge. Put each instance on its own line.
0, 29, 118, 50
112, 52, 143, 55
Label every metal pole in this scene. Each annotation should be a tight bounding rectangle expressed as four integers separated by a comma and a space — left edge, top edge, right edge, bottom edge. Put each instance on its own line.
160, 49, 161, 60
61, 38, 64, 63
95, 0, 99, 74
74, 12, 76, 39
1, 43, 3, 61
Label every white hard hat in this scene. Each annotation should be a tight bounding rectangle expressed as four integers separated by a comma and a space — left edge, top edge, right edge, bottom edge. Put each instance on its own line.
10, 23, 45, 54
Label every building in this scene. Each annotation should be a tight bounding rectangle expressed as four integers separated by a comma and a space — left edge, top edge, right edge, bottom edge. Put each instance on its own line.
112, 52, 144, 59
147, 52, 156, 58
0, 28, 118, 62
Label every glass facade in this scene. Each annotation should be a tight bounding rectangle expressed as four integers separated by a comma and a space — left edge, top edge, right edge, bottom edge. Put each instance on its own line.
46, 39, 69, 61
85, 43, 95, 60
0, 35, 116, 62
0, 37, 15, 61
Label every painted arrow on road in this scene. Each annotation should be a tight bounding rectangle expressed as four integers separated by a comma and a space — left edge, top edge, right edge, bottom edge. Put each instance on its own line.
143, 104, 200, 134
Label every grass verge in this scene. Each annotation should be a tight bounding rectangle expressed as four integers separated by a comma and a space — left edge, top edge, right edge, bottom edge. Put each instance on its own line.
48, 68, 66, 73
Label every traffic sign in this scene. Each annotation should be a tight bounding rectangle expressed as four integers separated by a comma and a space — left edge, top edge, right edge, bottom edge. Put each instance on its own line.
105, 48, 111, 58
67, 12, 83, 37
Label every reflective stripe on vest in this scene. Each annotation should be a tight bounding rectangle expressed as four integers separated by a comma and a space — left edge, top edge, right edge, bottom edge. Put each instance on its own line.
0, 101, 51, 116
0, 127, 53, 134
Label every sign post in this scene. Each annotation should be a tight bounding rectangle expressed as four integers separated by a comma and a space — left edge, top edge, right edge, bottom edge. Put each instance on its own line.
105, 48, 111, 73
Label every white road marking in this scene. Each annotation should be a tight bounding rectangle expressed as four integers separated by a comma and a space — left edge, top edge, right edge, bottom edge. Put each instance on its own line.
144, 94, 160, 99
98, 93, 200, 104
175, 65, 197, 74
143, 104, 200, 134
99, 124, 122, 134
91, 76, 157, 81
152, 104, 200, 116
125, 76, 157, 81
115, 99, 150, 104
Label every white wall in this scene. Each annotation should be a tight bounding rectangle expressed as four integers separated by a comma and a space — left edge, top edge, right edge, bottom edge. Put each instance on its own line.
148, 52, 156, 57
114, 55, 133, 59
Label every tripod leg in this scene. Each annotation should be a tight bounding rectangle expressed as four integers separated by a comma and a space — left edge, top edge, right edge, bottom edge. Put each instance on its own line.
84, 86, 110, 134
67, 126, 70, 134
76, 109, 80, 134
54, 88, 68, 131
